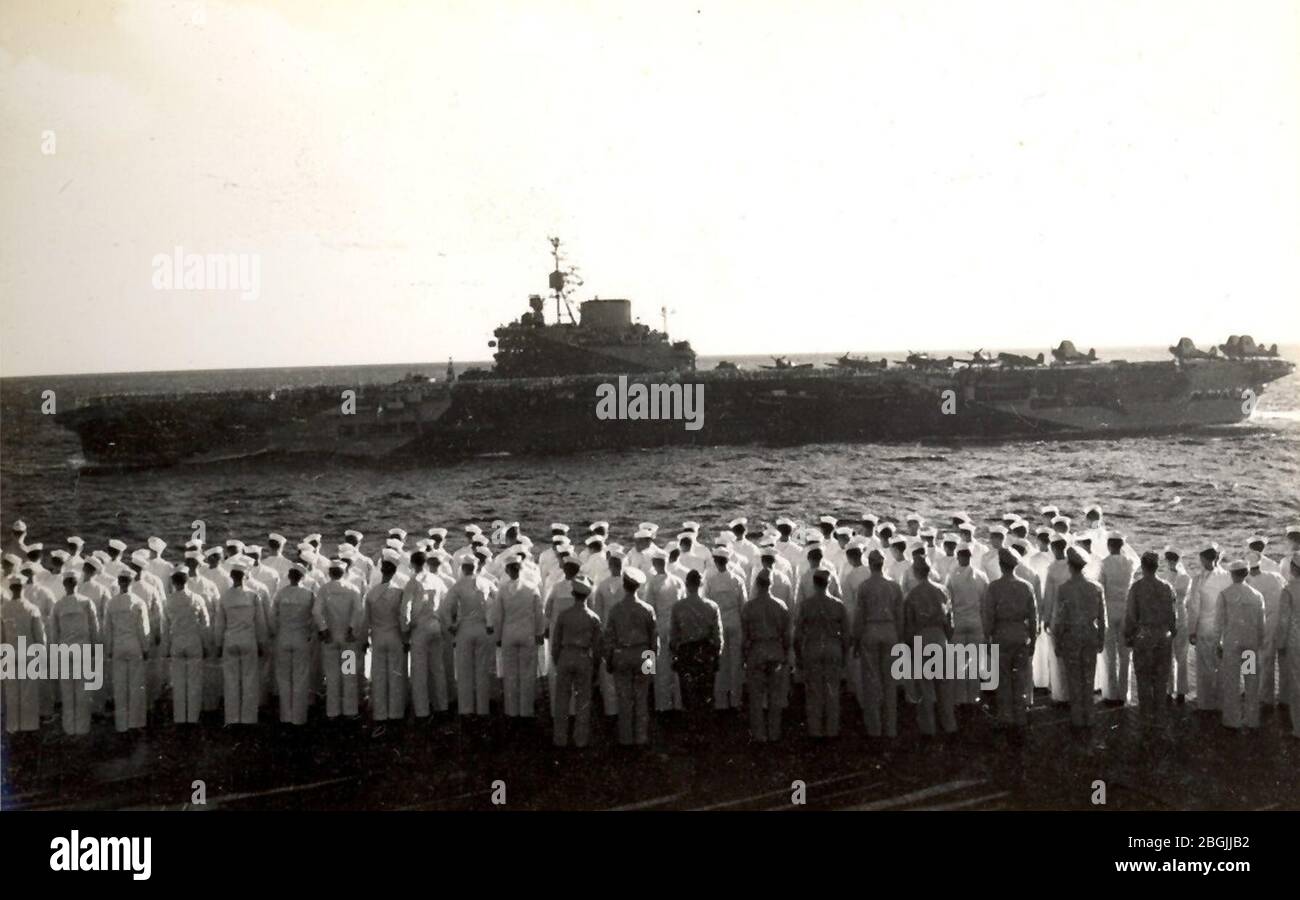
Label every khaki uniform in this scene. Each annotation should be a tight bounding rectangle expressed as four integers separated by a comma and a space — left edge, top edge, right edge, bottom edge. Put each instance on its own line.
902, 580, 957, 735
741, 591, 789, 741
1051, 576, 1106, 727
1122, 575, 1176, 727
853, 573, 904, 737
982, 574, 1037, 726
606, 595, 657, 745
795, 591, 850, 737
552, 601, 603, 747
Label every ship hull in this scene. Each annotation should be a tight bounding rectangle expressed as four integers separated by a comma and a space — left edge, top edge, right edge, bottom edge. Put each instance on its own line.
54, 357, 1293, 469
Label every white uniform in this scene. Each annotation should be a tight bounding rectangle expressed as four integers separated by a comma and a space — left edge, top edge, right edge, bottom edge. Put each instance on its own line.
1215, 581, 1265, 728
1246, 569, 1286, 704
1187, 566, 1233, 710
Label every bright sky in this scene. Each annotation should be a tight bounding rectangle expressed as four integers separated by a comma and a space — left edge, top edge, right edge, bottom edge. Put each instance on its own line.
1, 0, 1297, 377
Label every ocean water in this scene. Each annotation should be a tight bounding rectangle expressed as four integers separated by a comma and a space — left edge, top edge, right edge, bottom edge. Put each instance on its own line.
1, 346, 1297, 558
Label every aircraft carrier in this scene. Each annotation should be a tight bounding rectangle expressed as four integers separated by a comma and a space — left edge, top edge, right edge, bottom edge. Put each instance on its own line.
53, 240, 1295, 470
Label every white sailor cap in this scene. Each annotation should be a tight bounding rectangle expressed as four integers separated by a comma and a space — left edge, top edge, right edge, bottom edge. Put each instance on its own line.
388, 528, 407, 541
1040, 505, 1059, 516
427, 528, 448, 539
1049, 533, 1068, 545
951, 511, 972, 523
183, 550, 201, 562
225, 539, 245, 550
585, 535, 604, 547
289, 563, 308, 576
818, 515, 838, 527
268, 533, 287, 545
464, 524, 482, 534
338, 544, 357, 559
19, 563, 35, 575
846, 537, 868, 552
833, 526, 852, 538
941, 532, 959, 544
1107, 532, 1126, 543
1035, 526, 1052, 537
638, 522, 659, 534
327, 557, 346, 571
711, 546, 732, 560
957, 521, 976, 533
989, 525, 1008, 536
728, 517, 748, 529
1066, 547, 1089, 567
606, 547, 625, 561
758, 544, 778, 559
147, 536, 166, 553
775, 516, 795, 528
2, 553, 21, 566
905, 513, 923, 523
84, 557, 104, 572
1085, 505, 1103, 517
343, 529, 363, 541
1200, 542, 1219, 556
1001, 512, 1020, 523
633, 529, 654, 540
11, 520, 26, 532
1011, 539, 1032, 553
623, 566, 647, 586
385, 537, 404, 550
66, 536, 84, 548
589, 521, 609, 532
858, 514, 878, 526
919, 527, 937, 538
805, 533, 824, 545
381, 548, 402, 564
24, 542, 43, 552
550, 533, 568, 544
1247, 535, 1268, 547
7, 576, 23, 589
1288, 525, 1300, 537
1226, 558, 1249, 573
549, 523, 569, 534
889, 534, 908, 547
877, 522, 896, 533
1051, 516, 1070, 527
555, 542, 574, 555
50, 549, 70, 561
304, 533, 322, 543
228, 561, 248, 576
471, 534, 489, 546
571, 575, 593, 597
205, 546, 224, 559
129, 549, 151, 566
245, 545, 262, 556
170, 563, 188, 576
91, 550, 110, 562
681, 521, 700, 533
676, 532, 695, 542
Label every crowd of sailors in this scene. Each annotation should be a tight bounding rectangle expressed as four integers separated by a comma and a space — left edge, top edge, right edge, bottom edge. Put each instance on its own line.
3, 508, 1299, 749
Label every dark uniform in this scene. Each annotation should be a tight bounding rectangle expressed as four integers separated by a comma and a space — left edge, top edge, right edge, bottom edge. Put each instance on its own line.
552, 591, 603, 747
1123, 566, 1177, 727
606, 592, 657, 745
852, 570, 904, 737
795, 588, 850, 737
1052, 571, 1107, 727
670, 592, 723, 714
982, 571, 1038, 727
741, 588, 790, 741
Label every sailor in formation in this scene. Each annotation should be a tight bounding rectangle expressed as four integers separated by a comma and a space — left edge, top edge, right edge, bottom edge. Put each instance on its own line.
6, 513, 1300, 754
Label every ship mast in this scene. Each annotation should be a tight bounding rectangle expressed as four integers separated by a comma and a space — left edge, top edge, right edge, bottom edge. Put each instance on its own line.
547, 236, 580, 325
